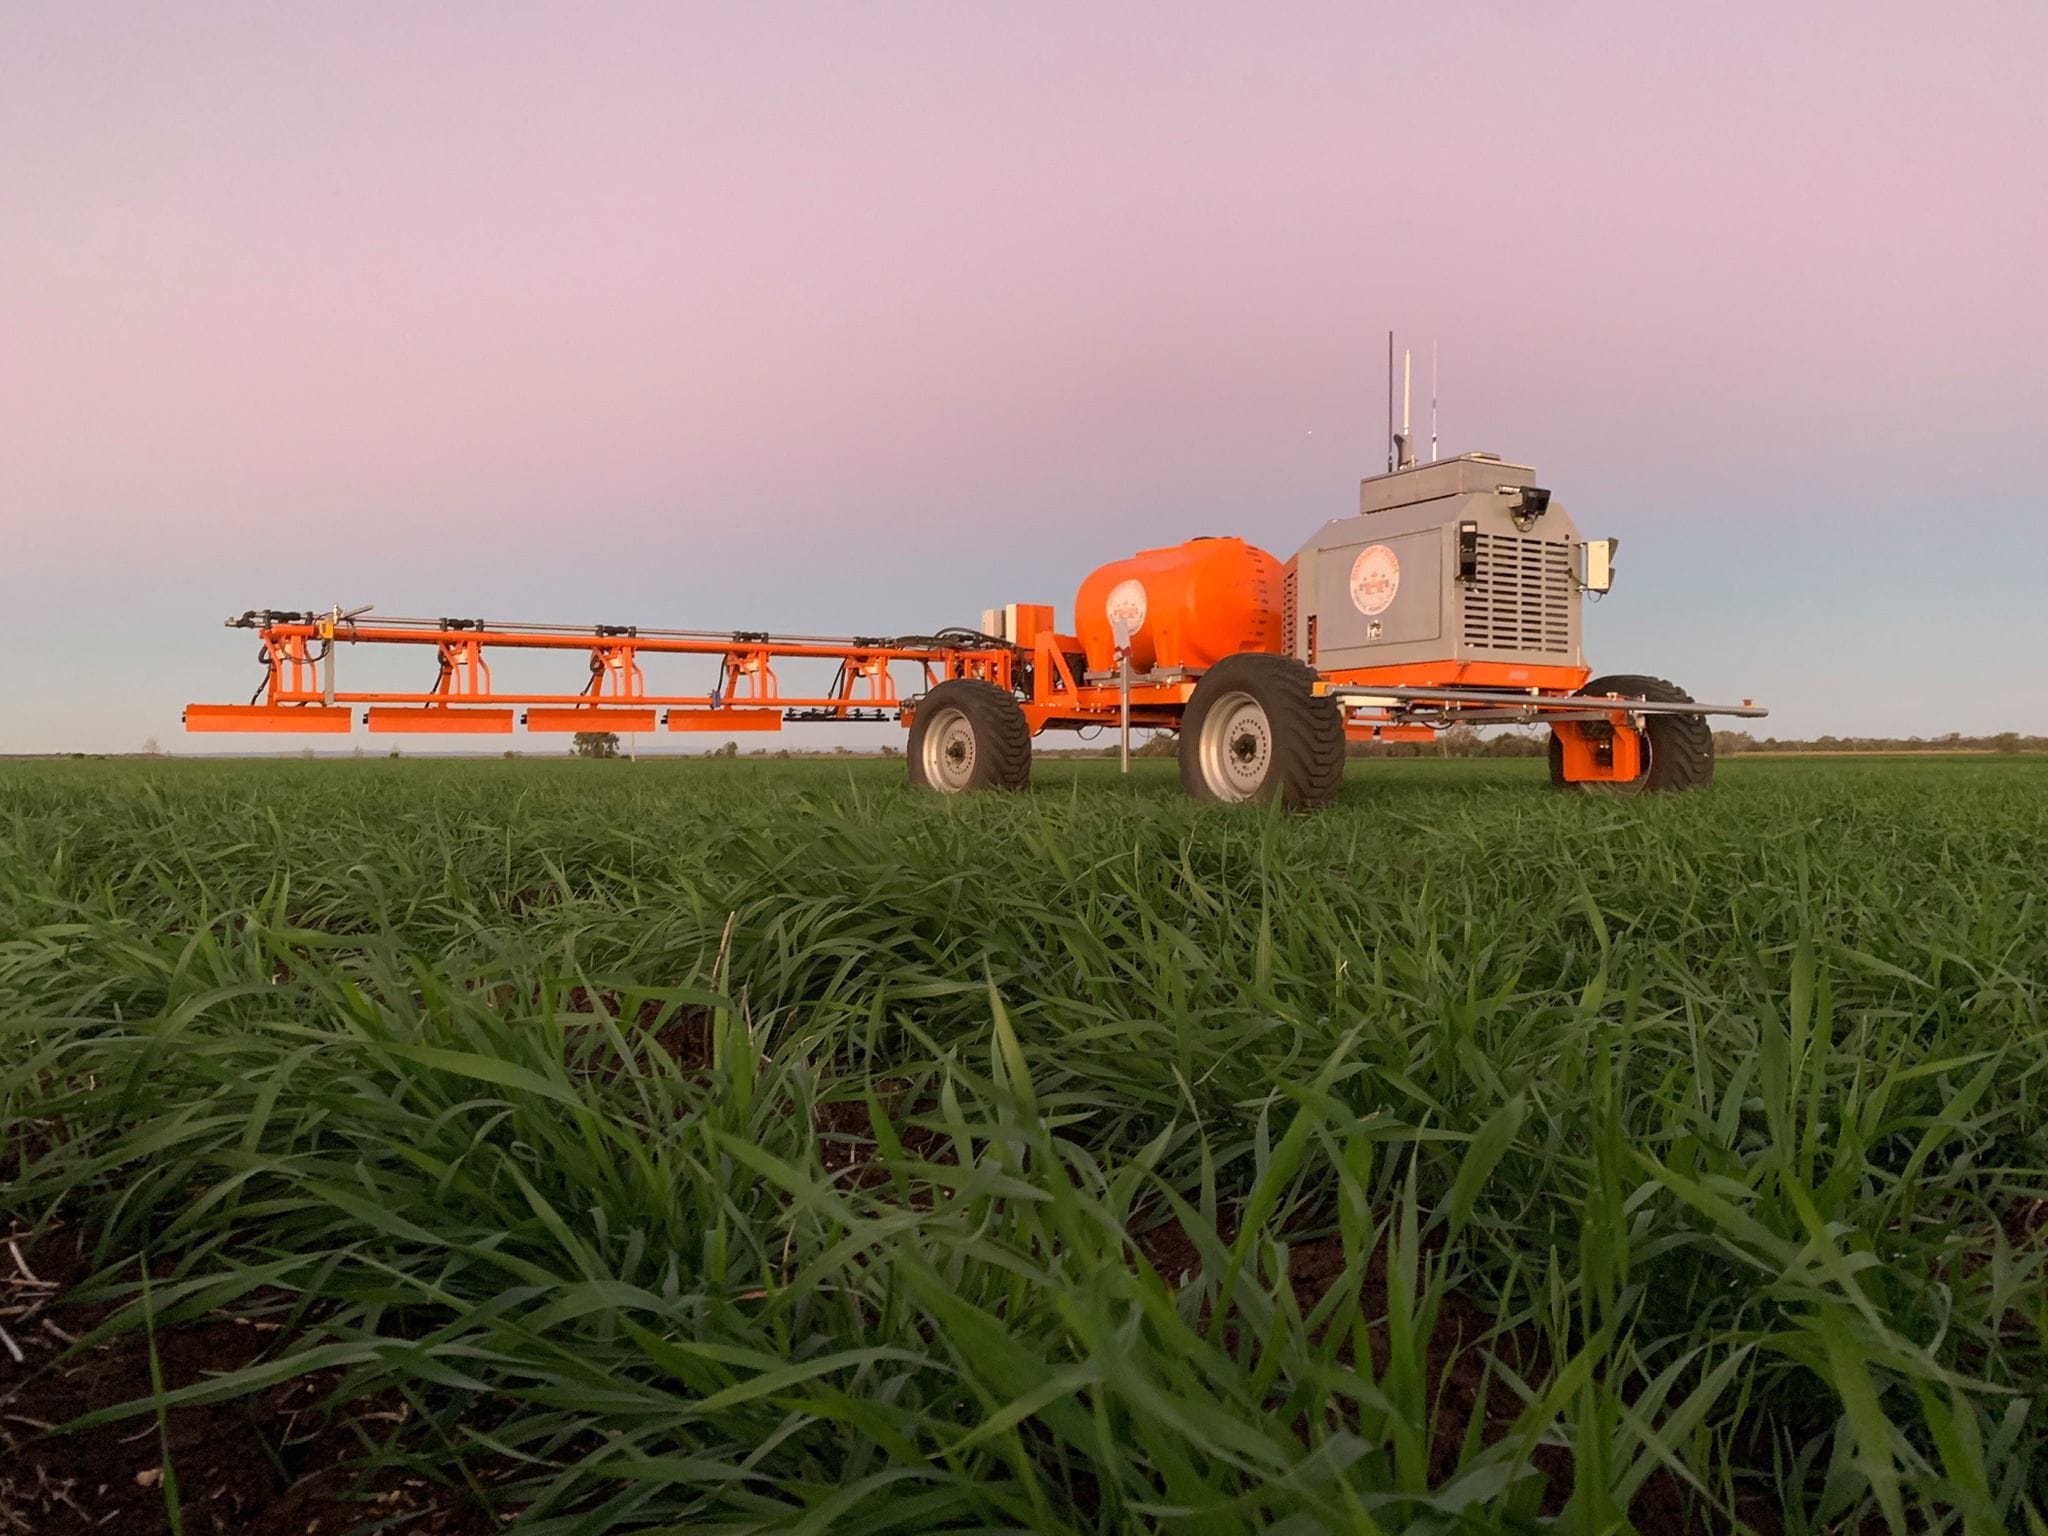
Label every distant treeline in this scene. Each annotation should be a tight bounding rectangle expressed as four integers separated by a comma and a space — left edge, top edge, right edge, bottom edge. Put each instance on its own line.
1711, 732, 2042, 755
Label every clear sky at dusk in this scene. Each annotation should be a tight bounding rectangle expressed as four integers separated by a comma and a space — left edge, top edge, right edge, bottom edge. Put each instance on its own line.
4, 1, 2044, 753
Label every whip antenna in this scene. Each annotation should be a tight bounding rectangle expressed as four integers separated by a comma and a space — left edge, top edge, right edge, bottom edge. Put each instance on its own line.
1386, 331, 1395, 473
1431, 339, 1439, 462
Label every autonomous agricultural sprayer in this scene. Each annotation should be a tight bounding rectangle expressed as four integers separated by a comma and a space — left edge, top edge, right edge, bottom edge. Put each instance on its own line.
186, 452, 1764, 806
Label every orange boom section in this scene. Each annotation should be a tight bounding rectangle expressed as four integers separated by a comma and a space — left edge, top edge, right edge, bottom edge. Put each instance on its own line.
1071, 537, 1285, 675
182, 611, 1016, 736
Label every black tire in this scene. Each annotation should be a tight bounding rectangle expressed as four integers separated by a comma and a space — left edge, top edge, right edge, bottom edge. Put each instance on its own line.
1548, 674, 1713, 794
906, 679, 1031, 794
1179, 653, 1344, 809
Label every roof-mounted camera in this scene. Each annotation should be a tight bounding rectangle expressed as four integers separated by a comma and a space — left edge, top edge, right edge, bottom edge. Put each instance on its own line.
1498, 483, 1551, 530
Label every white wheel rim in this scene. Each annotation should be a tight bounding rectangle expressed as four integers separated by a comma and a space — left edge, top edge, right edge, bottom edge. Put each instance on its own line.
920, 706, 977, 791
1197, 691, 1272, 801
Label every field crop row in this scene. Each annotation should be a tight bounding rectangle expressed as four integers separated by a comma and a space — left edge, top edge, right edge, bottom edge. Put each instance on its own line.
3, 755, 2044, 1533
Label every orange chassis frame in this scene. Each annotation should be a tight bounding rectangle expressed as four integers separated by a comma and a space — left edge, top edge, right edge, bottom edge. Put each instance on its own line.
185, 611, 1660, 783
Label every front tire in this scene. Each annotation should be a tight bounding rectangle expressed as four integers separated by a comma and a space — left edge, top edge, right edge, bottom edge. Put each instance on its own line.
1549, 674, 1713, 793
1180, 653, 1344, 809
907, 679, 1031, 794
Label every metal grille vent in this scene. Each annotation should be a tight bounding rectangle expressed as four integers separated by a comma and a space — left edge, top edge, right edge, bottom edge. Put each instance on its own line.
1281, 565, 1298, 657
1462, 535, 1572, 653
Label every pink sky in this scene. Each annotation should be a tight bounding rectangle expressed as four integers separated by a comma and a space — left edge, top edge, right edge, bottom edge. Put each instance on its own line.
4, 2, 2044, 750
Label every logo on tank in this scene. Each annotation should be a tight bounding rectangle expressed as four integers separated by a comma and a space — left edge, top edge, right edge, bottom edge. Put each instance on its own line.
1104, 579, 1148, 635
1349, 545, 1401, 616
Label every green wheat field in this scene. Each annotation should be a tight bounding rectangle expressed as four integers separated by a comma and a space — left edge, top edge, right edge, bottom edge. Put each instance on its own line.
4, 754, 2044, 1534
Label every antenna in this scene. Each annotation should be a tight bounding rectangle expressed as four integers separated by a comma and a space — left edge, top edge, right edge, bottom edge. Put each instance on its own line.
1430, 339, 1439, 463
1393, 347, 1415, 470
1386, 331, 1395, 473
1402, 349, 1412, 458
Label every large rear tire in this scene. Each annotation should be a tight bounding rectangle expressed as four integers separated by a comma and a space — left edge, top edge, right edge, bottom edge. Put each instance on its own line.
1548, 674, 1713, 794
1180, 653, 1344, 809
907, 679, 1031, 794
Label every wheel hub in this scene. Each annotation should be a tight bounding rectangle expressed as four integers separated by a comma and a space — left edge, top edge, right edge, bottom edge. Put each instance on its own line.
1198, 692, 1272, 800
921, 707, 977, 792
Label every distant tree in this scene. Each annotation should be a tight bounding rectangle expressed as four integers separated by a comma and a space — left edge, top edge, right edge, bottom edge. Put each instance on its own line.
1994, 732, 2022, 755
571, 731, 621, 759
388, 746, 402, 759
717, 740, 740, 759
1347, 736, 1425, 757
1134, 732, 1178, 759
879, 743, 898, 758
1438, 725, 1483, 758
141, 736, 162, 757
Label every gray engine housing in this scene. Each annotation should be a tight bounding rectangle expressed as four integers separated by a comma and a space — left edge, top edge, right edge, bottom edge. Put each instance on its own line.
1286, 454, 1589, 675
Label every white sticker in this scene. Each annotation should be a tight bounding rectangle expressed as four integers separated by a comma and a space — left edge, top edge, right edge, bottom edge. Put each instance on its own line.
1105, 578, 1148, 635
1349, 544, 1401, 617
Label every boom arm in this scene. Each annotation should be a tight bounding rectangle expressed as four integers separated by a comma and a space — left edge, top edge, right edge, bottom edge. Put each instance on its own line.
184, 609, 1016, 736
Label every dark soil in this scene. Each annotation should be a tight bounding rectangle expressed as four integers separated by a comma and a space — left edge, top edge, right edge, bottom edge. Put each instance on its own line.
560, 987, 713, 1074
812, 1082, 954, 1197
1133, 1215, 1779, 1536
0, 1227, 505, 1536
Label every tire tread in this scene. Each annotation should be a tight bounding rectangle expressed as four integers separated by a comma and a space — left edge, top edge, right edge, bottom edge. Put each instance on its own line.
1550, 674, 1713, 793
906, 680, 1031, 793
1180, 653, 1344, 810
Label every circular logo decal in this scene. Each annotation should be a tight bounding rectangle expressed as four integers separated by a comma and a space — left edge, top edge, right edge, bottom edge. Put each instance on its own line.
1349, 544, 1400, 616
1104, 578, 1147, 635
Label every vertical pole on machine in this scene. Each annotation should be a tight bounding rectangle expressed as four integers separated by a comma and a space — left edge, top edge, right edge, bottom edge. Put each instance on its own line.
320, 605, 368, 709
1398, 349, 1413, 468
1119, 653, 1131, 773
1386, 331, 1395, 473
1430, 338, 1439, 463
1111, 615, 1133, 773
321, 606, 339, 705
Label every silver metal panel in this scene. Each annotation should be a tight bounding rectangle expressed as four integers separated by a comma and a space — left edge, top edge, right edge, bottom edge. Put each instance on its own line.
1314, 527, 1441, 654
1356, 453, 1536, 517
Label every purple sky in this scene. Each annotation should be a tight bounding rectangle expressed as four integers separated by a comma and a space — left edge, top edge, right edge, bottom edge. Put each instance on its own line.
4, 2, 2044, 752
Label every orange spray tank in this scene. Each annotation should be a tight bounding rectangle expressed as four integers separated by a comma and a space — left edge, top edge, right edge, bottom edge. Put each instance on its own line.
1072, 537, 1286, 675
